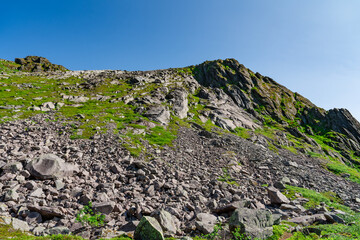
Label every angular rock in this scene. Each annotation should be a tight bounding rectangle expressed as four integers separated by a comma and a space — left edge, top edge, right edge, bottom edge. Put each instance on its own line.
166, 88, 189, 119
324, 213, 345, 224
229, 208, 274, 239
143, 105, 170, 125
93, 201, 115, 215
47, 226, 71, 235
26, 212, 43, 225
195, 213, 217, 234
134, 216, 164, 240
12, 218, 30, 232
26, 154, 78, 180
152, 209, 178, 235
27, 205, 64, 219
213, 200, 251, 214
288, 214, 327, 226
4, 189, 19, 202
267, 186, 290, 205
2, 162, 23, 173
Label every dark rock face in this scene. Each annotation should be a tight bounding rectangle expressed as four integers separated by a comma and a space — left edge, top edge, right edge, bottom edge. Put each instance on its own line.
15, 56, 67, 72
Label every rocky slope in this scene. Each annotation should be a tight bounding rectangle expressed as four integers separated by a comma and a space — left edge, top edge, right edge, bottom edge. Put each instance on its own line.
0, 57, 360, 239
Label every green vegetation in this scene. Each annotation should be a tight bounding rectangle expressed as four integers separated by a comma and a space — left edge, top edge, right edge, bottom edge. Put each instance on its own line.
283, 185, 352, 213
234, 127, 251, 139
76, 201, 105, 227
218, 168, 239, 186
0, 60, 20, 73
326, 162, 360, 184
176, 66, 195, 76
145, 126, 176, 146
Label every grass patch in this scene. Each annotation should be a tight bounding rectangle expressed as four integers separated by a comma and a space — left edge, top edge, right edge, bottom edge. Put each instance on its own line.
283, 185, 352, 213
326, 162, 360, 184
234, 127, 251, 139
145, 126, 176, 146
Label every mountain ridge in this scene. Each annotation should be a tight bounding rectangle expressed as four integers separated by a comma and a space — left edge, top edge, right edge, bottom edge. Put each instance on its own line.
1, 56, 360, 239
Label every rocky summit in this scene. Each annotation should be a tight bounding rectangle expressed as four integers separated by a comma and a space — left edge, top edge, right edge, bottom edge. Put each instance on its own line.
0, 57, 360, 240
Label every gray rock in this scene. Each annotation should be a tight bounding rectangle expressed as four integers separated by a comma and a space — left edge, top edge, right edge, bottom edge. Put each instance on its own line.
324, 213, 345, 224
30, 188, 45, 198
12, 218, 30, 232
134, 216, 164, 240
55, 180, 65, 190
267, 186, 290, 205
152, 209, 178, 235
288, 214, 327, 226
42, 102, 56, 110
143, 105, 170, 125
25, 181, 38, 190
26, 154, 78, 179
93, 201, 115, 215
166, 88, 189, 119
213, 200, 251, 214
47, 226, 71, 235
2, 162, 23, 173
229, 208, 274, 239
4, 189, 19, 202
195, 213, 217, 234
32, 226, 47, 236
27, 205, 64, 219
26, 212, 43, 225
70, 96, 89, 103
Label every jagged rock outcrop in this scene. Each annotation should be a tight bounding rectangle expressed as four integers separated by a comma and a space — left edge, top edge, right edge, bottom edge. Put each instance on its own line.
193, 59, 360, 163
15, 56, 68, 72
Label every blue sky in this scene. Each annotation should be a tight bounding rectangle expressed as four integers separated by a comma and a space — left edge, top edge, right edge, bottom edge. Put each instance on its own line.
1, 0, 360, 120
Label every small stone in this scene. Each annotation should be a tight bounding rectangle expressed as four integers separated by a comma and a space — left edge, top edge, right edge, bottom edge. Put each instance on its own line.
55, 180, 65, 190
30, 188, 45, 198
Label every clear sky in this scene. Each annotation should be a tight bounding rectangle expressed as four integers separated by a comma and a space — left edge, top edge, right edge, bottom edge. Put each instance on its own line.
1, 1, 360, 120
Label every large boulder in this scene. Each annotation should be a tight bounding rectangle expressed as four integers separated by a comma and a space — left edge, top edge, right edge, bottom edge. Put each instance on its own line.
26, 154, 78, 180
229, 208, 274, 239
134, 216, 164, 240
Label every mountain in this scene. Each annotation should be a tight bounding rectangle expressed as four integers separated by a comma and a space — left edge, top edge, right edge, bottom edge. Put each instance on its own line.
1, 57, 360, 239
